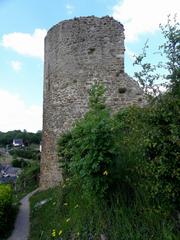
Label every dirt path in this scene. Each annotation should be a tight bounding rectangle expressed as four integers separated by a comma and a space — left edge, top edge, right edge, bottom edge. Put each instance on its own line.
8, 189, 39, 240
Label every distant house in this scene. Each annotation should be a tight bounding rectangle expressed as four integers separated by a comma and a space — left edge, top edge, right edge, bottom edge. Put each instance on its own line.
0, 164, 21, 184
5, 166, 21, 177
12, 139, 24, 147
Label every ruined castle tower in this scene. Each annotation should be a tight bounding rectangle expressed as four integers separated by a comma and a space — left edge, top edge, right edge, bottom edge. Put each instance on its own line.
40, 16, 144, 189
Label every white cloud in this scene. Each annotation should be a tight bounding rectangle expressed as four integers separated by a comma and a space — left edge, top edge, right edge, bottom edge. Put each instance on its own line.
1, 29, 47, 60
65, 3, 75, 15
0, 89, 42, 132
11, 60, 22, 72
112, 0, 180, 42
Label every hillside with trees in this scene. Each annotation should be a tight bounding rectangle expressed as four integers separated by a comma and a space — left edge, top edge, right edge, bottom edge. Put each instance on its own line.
0, 130, 42, 147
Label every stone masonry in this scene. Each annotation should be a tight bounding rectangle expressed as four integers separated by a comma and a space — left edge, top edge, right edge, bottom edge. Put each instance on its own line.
40, 16, 144, 189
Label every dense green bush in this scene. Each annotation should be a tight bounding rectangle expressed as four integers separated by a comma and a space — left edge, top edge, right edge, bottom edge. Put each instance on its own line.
12, 157, 28, 168
58, 85, 148, 202
142, 93, 180, 211
132, 15, 180, 212
10, 147, 40, 160
58, 83, 180, 212
0, 184, 14, 238
112, 93, 180, 211
16, 162, 40, 193
58, 85, 118, 199
111, 107, 148, 199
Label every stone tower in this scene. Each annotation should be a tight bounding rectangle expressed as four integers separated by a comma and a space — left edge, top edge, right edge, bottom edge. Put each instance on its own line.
40, 16, 144, 189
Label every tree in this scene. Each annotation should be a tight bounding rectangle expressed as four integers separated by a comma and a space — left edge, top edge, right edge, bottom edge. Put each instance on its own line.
133, 15, 180, 211
134, 15, 180, 97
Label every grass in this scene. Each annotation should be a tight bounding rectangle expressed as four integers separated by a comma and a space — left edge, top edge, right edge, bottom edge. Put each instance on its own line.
30, 187, 61, 240
29, 181, 180, 240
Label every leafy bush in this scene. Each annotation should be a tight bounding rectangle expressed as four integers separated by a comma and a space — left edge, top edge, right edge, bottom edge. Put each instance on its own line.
12, 158, 28, 168
16, 162, 40, 193
132, 15, 180, 212
111, 107, 148, 200
58, 85, 146, 201
58, 85, 119, 199
0, 184, 14, 238
142, 93, 180, 211
116, 94, 179, 211
112, 93, 180, 211
10, 147, 40, 160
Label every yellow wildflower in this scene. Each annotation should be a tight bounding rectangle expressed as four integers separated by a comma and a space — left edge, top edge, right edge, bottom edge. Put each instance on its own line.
103, 170, 108, 176
59, 230, 63, 236
66, 217, 71, 223
52, 229, 56, 237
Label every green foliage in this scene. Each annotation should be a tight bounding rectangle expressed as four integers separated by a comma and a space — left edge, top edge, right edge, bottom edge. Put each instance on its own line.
112, 107, 147, 196
29, 185, 179, 240
0, 130, 42, 147
16, 162, 40, 193
9, 147, 40, 160
88, 84, 106, 110
11, 158, 28, 168
142, 93, 180, 210
0, 184, 14, 238
58, 84, 118, 198
133, 15, 180, 211
134, 15, 180, 97
58, 80, 180, 210
113, 96, 180, 211
133, 41, 161, 95
159, 15, 180, 89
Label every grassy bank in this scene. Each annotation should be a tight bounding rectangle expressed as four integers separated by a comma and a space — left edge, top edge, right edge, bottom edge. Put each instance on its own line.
29, 183, 179, 240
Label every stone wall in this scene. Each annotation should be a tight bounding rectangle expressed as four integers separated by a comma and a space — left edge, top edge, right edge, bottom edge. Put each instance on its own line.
40, 16, 144, 189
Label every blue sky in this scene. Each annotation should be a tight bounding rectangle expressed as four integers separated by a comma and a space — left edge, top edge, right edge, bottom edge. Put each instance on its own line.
0, 0, 179, 132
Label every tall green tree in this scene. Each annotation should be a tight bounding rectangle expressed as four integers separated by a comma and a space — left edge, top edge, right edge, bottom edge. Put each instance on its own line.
134, 15, 180, 97
133, 15, 180, 211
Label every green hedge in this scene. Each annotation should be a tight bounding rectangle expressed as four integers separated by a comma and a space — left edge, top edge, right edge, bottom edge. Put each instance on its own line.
16, 162, 40, 193
9, 148, 40, 160
0, 184, 13, 238
12, 158, 28, 168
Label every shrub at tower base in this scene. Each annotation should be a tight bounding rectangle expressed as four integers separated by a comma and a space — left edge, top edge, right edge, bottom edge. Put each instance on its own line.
56, 83, 180, 239
58, 84, 145, 201
58, 83, 180, 208
0, 184, 15, 239
29, 83, 179, 240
